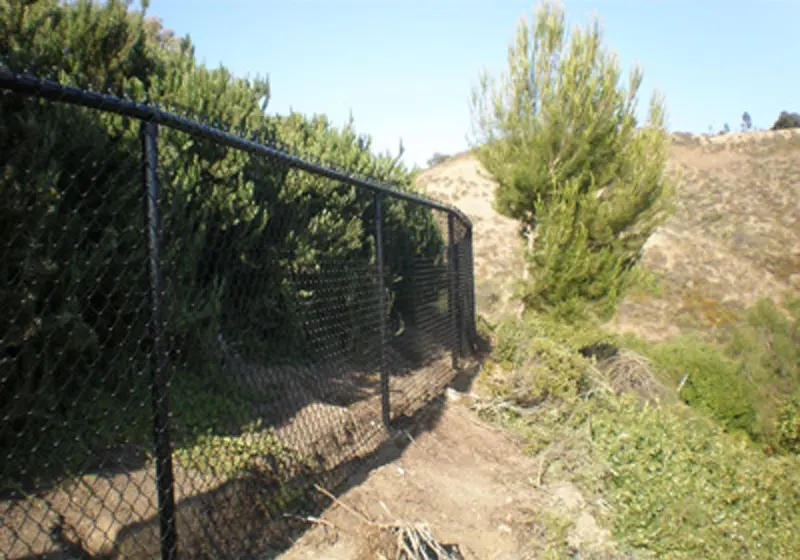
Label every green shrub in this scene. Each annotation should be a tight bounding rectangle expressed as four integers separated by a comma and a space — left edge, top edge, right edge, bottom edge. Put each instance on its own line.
484, 314, 800, 558
0, 0, 445, 487
771, 110, 800, 131
727, 297, 799, 395
469, 0, 675, 319
777, 390, 800, 455
634, 338, 760, 438
590, 396, 800, 559
724, 296, 800, 448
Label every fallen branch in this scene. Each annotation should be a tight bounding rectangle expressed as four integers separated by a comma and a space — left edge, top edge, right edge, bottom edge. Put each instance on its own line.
282, 512, 335, 528
314, 484, 372, 525
312, 485, 464, 559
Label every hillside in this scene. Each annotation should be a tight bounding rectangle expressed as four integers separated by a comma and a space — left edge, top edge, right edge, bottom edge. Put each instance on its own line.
417, 154, 525, 321
418, 129, 800, 337
273, 130, 800, 560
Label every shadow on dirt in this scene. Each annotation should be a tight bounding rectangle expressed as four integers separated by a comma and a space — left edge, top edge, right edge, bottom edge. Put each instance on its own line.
6, 325, 491, 560
13, 358, 485, 560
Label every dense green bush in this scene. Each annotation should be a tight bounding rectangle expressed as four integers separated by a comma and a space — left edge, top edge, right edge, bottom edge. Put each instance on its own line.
777, 390, 800, 454
0, 0, 445, 483
624, 296, 800, 450
469, 1, 675, 319
642, 339, 761, 438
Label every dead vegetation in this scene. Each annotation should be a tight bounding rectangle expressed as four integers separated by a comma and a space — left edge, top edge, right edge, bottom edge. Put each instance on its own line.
309, 484, 466, 560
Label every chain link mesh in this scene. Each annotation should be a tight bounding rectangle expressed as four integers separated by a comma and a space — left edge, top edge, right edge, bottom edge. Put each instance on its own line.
0, 73, 477, 559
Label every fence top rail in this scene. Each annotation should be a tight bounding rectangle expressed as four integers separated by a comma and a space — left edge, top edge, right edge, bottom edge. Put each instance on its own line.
0, 70, 472, 229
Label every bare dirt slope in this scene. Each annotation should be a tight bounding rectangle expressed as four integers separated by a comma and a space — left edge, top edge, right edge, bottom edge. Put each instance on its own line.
278, 394, 611, 560
417, 154, 524, 322
611, 129, 800, 341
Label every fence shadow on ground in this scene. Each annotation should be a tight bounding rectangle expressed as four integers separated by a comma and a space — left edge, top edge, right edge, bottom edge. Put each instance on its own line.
12, 357, 485, 560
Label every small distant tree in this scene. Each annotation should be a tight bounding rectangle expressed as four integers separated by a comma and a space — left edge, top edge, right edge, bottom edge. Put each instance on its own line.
427, 152, 451, 167
742, 111, 753, 132
722, 123, 730, 134
771, 111, 800, 130
469, 1, 675, 319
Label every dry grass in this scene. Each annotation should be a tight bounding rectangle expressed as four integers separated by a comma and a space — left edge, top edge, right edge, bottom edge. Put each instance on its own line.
611, 128, 800, 342
596, 349, 671, 405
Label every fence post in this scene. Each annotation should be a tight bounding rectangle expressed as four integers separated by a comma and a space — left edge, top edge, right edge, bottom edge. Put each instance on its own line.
447, 214, 461, 368
141, 120, 178, 560
374, 192, 391, 430
465, 224, 477, 352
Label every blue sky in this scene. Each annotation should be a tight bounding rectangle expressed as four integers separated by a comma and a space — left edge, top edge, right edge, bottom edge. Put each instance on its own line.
143, 0, 799, 168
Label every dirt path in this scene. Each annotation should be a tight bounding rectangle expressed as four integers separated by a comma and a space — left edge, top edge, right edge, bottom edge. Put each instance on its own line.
277, 393, 611, 560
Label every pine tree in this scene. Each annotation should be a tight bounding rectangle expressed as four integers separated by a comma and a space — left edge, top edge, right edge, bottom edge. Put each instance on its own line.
742, 111, 753, 132
469, 0, 675, 319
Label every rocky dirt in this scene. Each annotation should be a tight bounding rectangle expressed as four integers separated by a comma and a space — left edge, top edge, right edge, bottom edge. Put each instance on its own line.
278, 393, 612, 560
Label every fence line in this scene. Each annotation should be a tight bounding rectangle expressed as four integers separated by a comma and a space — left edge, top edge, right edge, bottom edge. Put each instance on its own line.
0, 70, 477, 559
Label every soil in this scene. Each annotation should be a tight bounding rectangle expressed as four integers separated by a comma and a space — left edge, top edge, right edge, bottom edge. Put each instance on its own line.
277, 392, 612, 560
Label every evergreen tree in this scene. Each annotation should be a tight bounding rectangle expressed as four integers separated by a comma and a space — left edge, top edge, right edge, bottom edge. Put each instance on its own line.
742, 111, 753, 132
469, 0, 675, 319
0, 0, 443, 467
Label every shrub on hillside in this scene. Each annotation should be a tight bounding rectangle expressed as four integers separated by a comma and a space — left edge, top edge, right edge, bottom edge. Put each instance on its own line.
469, 1, 675, 319
771, 111, 800, 130
426, 152, 451, 167
777, 390, 800, 455
619, 295, 800, 451
642, 339, 761, 438
726, 296, 800, 448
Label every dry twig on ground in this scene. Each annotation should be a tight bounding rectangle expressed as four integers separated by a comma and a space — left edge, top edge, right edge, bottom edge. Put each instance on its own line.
312, 485, 465, 560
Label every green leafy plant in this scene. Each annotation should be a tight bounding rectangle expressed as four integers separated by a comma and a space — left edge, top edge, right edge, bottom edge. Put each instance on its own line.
0, 0, 446, 490
481, 311, 800, 559
777, 390, 800, 455
643, 338, 761, 438
469, 0, 675, 319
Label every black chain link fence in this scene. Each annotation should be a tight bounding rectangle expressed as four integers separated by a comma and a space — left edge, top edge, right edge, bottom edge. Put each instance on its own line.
0, 72, 477, 559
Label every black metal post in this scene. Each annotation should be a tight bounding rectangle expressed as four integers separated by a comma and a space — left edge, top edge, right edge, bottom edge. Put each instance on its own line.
141, 120, 178, 560
455, 224, 467, 358
465, 225, 478, 352
374, 192, 391, 429
447, 214, 460, 369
